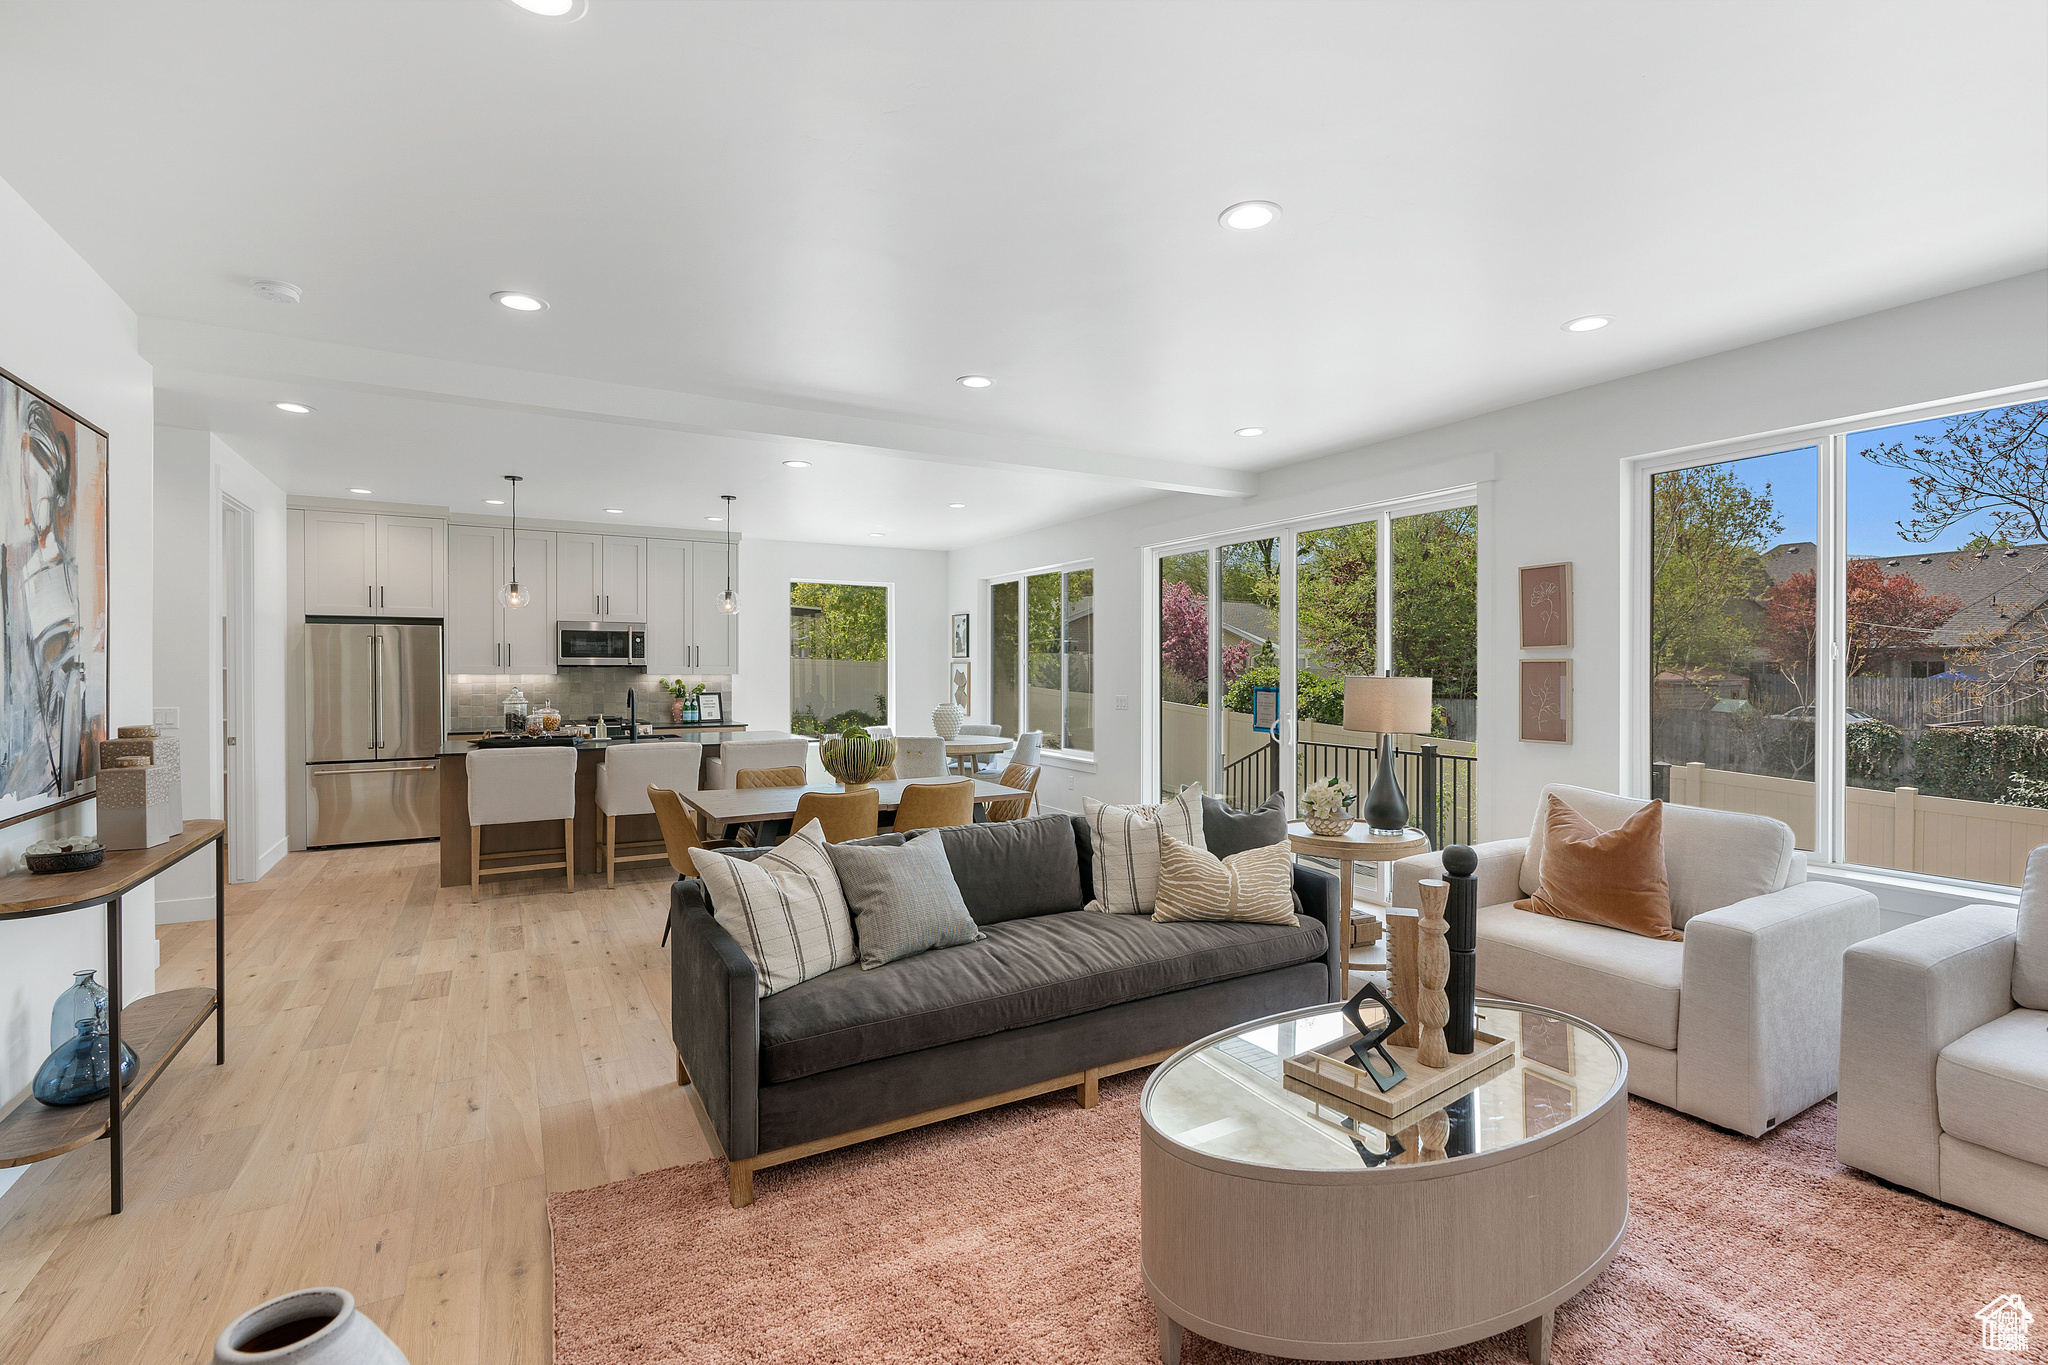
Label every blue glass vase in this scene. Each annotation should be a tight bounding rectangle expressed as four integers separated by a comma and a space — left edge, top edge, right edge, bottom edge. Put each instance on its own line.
50, 969, 108, 1052
33, 1014, 139, 1107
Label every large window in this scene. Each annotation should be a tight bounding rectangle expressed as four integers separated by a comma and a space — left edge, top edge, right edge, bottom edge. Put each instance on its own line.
790, 582, 887, 736
990, 565, 1093, 754
1639, 391, 2048, 889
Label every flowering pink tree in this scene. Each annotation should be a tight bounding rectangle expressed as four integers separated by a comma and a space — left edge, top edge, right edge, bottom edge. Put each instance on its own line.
1161, 580, 1250, 692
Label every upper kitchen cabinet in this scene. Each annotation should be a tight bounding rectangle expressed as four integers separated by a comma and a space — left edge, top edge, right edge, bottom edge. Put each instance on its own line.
447, 526, 557, 672
503, 530, 556, 670
305, 510, 446, 617
554, 533, 646, 622
642, 538, 735, 672
688, 538, 737, 672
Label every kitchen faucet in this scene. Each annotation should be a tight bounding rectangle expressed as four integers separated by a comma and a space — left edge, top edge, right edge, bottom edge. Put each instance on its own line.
626, 687, 639, 741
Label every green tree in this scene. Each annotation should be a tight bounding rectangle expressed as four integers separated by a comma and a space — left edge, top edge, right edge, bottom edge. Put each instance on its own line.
1861, 400, 2048, 544
1651, 465, 1783, 675
1295, 522, 1377, 675
1391, 509, 1478, 698
790, 583, 887, 660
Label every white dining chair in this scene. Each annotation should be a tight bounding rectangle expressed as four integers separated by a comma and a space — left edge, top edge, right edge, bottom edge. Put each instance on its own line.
1009, 730, 1043, 769
890, 736, 947, 779
467, 747, 579, 902
704, 737, 812, 789
595, 742, 704, 888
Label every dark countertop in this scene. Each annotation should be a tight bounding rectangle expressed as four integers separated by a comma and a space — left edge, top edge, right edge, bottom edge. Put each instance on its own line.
440, 722, 756, 758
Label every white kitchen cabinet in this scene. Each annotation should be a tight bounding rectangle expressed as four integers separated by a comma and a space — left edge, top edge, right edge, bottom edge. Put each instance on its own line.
688, 538, 738, 672
306, 510, 445, 617
554, 533, 603, 620
445, 524, 505, 672
642, 538, 691, 673
503, 529, 556, 671
601, 536, 648, 621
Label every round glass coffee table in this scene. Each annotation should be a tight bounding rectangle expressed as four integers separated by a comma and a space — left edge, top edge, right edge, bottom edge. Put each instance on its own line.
1140, 999, 1627, 1364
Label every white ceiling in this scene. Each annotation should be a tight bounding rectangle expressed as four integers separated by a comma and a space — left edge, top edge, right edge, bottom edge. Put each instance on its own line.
3, 0, 2043, 546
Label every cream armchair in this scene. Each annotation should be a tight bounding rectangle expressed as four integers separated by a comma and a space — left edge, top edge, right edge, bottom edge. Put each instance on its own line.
1392, 784, 1879, 1138
1835, 848, 2048, 1238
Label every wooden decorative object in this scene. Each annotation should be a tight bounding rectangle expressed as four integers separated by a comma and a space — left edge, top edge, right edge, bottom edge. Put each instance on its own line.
1519, 659, 1572, 744
1419, 1110, 1451, 1162
1518, 562, 1573, 648
1385, 906, 1419, 1048
1282, 1026, 1516, 1120
1417, 878, 1451, 1068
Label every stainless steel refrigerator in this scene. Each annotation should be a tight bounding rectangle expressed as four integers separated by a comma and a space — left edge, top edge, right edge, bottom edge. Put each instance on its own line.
306, 622, 445, 847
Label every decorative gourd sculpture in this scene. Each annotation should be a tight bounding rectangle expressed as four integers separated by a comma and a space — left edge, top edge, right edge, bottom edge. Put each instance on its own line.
820, 726, 894, 789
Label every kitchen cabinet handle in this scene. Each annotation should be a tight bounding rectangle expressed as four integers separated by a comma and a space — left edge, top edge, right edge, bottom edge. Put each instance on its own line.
368, 585, 374, 609
379, 586, 386, 609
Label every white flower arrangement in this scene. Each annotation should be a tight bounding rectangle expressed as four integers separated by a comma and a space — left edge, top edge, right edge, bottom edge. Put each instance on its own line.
1300, 778, 1354, 821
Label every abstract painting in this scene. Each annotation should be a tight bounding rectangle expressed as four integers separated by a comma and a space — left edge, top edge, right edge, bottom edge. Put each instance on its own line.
1519, 660, 1571, 744
949, 660, 970, 710
0, 369, 108, 824
951, 612, 970, 659
1519, 562, 1572, 648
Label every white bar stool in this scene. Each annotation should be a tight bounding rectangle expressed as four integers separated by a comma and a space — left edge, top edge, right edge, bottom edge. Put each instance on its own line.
595, 742, 704, 888
467, 747, 578, 902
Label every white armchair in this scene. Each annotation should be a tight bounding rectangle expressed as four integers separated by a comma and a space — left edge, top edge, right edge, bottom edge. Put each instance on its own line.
1835, 848, 2048, 1238
1393, 783, 1879, 1137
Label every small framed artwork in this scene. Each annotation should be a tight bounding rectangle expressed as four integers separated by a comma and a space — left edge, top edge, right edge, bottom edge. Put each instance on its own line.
1519, 562, 1573, 649
949, 660, 971, 710
1251, 685, 1279, 733
951, 612, 970, 659
1519, 660, 1571, 743
697, 691, 724, 723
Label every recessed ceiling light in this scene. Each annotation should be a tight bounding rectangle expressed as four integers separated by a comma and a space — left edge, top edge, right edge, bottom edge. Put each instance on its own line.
348, 488, 372, 495
1235, 427, 1264, 437
507, 0, 587, 17
947, 503, 966, 509
483, 498, 505, 505
782, 459, 812, 468
1562, 315, 1612, 332
274, 401, 313, 414
604, 508, 625, 515
251, 279, 302, 304
705, 515, 723, 521
1219, 201, 1281, 230
870, 532, 886, 538
492, 291, 549, 312
956, 375, 994, 388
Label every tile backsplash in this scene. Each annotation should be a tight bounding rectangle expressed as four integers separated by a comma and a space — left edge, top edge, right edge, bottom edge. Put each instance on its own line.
447, 670, 734, 731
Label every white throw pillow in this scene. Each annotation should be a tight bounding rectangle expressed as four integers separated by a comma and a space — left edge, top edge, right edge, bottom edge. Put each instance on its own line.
690, 820, 856, 996
1152, 834, 1298, 926
1084, 784, 1206, 914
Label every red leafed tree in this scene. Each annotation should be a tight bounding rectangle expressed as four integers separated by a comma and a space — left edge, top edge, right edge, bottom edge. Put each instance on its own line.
1160, 580, 1250, 692
1764, 561, 1962, 677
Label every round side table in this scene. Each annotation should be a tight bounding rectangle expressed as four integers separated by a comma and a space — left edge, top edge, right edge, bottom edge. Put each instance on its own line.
1285, 822, 1428, 999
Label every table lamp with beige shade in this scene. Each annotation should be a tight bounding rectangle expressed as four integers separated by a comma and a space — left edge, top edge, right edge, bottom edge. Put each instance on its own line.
1344, 674, 1434, 835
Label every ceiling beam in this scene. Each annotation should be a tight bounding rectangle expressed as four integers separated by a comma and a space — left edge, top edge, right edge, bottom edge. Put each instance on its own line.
142, 320, 1256, 498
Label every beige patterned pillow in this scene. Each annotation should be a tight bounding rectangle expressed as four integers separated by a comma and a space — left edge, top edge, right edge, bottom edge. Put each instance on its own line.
1084, 784, 1206, 914
1152, 834, 1298, 926
689, 820, 857, 996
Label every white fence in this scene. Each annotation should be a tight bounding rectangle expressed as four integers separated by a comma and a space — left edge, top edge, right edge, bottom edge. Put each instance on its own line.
792, 659, 887, 728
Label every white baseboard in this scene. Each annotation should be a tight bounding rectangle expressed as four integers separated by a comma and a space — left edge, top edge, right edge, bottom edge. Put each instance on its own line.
154, 893, 216, 925
250, 836, 287, 882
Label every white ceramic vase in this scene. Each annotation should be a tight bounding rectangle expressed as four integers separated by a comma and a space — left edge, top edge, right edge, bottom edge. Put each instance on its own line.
930, 703, 967, 740
214, 1288, 409, 1365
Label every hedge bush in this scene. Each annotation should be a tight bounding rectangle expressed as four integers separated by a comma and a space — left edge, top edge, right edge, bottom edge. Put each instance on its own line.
1845, 719, 1906, 787
1913, 726, 2048, 803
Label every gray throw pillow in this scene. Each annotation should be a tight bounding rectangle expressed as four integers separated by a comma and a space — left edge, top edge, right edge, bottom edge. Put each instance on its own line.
827, 831, 984, 969
931, 814, 1083, 924
1203, 790, 1288, 858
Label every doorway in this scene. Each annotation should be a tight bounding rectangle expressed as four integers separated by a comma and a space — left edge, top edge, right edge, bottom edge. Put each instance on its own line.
221, 497, 256, 882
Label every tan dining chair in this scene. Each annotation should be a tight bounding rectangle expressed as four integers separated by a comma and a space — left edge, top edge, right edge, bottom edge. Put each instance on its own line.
790, 788, 881, 844
649, 785, 739, 945
892, 779, 977, 834
733, 764, 808, 846
466, 747, 578, 903
983, 764, 1041, 822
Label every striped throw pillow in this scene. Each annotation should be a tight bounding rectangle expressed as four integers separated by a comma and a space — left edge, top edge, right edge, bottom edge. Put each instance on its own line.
1152, 834, 1298, 926
1083, 784, 1206, 914
690, 820, 856, 997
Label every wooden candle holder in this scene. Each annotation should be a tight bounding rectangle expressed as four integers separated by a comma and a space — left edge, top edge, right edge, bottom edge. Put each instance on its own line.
1416, 878, 1451, 1069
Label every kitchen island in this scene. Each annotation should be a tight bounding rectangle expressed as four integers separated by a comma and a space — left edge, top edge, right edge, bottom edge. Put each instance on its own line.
436, 723, 751, 888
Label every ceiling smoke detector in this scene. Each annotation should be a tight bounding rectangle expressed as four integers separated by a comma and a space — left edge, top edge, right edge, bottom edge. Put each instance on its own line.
251, 279, 302, 304
507, 0, 588, 17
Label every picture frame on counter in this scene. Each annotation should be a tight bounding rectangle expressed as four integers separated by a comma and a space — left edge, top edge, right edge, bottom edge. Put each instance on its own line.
697, 691, 724, 723
951, 613, 970, 659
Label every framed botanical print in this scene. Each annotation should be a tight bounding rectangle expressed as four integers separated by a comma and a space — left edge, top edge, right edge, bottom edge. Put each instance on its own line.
1519, 562, 1572, 649
1519, 660, 1571, 743
951, 612, 970, 659
949, 660, 970, 710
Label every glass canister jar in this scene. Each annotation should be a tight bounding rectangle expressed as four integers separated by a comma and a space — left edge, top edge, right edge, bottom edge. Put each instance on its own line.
533, 700, 562, 734
501, 686, 529, 735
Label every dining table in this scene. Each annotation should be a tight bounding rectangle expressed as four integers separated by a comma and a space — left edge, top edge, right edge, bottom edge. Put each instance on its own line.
677, 777, 1027, 838
943, 739, 1012, 775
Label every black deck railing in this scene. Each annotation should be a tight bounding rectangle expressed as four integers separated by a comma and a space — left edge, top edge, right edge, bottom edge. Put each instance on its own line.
1221, 739, 1478, 849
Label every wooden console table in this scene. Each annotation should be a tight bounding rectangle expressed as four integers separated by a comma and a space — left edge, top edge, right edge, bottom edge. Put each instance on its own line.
0, 820, 226, 1215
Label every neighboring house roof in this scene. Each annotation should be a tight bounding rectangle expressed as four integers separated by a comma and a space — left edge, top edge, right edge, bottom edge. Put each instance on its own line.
1761, 540, 2048, 650
1219, 599, 1277, 646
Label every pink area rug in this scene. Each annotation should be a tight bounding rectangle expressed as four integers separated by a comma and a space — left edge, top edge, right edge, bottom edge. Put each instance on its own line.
548, 1076, 2046, 1364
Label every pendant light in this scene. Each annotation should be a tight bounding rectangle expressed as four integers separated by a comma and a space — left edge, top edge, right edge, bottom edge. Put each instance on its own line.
719, 493, 740, 615
498, 475, 531, 609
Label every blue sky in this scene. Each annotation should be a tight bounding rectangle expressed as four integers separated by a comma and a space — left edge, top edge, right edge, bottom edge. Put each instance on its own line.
1717, 409, 2016, 558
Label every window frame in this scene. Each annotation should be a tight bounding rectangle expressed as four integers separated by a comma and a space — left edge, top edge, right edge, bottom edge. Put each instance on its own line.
988, 560, 1095, 761
1621, 378, 2048, 904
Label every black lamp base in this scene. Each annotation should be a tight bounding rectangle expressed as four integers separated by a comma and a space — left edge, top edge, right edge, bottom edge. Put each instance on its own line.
1362, 732, 1409, 834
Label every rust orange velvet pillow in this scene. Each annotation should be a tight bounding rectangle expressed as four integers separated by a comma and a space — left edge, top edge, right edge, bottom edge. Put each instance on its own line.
1514, 794, 1681, 941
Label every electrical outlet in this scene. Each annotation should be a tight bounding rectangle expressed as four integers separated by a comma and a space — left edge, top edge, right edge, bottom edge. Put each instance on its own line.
1066, 774, 1076, 792
1114, 695, 1129, 712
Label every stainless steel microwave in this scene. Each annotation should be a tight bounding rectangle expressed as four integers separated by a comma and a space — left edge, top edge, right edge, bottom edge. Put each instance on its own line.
556, 620, 646, 667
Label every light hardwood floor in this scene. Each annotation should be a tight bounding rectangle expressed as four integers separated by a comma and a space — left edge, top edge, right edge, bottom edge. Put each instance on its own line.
0, 839, 711, 1364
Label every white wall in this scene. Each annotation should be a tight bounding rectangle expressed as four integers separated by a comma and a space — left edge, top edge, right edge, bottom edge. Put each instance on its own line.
950, 271, 2048, 837
154, 428, 289, 919
0, 174, 157, 1200
737, 539, 952, 737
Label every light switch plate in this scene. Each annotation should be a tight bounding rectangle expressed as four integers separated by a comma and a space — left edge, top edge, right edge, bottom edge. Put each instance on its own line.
153, 707, 178, 728
1114, 695, 1129, 711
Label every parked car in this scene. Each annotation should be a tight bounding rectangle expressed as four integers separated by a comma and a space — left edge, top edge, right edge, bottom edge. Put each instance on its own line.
1771, 703, 1878, 724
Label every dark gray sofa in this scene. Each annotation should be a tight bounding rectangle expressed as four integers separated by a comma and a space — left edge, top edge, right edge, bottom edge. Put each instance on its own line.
670, 811, 1340, 1205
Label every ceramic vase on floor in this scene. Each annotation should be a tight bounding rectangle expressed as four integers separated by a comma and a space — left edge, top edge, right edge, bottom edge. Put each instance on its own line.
213, 1287, 409, 1364
930, 703, 966, 740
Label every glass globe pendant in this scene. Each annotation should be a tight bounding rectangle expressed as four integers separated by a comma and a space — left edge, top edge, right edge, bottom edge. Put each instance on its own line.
499, 474, 529, 609
718, 493, 739, 615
